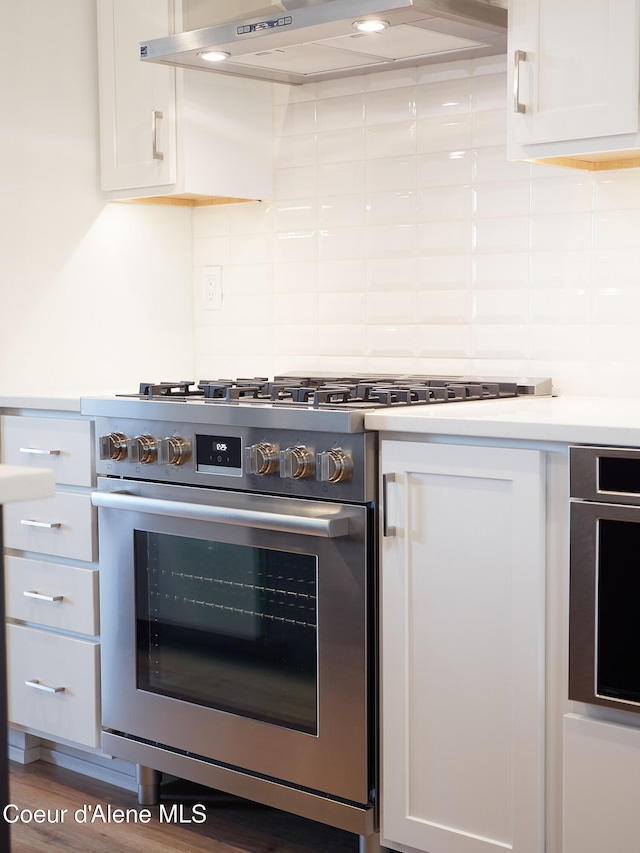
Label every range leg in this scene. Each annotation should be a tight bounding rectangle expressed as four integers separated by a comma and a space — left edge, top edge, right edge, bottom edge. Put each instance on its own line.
136, 765, 161, 805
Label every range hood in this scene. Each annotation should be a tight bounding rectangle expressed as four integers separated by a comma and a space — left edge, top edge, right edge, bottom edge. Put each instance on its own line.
140, 0, 507, 85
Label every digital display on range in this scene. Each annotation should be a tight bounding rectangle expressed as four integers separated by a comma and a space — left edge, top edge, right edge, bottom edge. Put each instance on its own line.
196, 435, 242, 476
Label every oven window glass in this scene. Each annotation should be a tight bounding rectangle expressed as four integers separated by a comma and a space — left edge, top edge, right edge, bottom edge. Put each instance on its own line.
134, 531, 318, 734
597, 518, 640, 704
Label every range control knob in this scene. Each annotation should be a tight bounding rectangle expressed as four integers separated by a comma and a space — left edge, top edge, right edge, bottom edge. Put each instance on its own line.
158, 436, 192, 466
317, 448, 354, 484
130, 434, 158, 464
100, 432, 128, 462
246, 442, 279, 476
280, 445, 315, 480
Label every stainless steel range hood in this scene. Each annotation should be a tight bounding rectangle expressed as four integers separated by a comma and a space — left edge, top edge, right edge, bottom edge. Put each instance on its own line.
140, 0, 507, 85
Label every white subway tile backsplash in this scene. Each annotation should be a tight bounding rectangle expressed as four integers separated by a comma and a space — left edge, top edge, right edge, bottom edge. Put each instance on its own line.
367, 290, 417, 324
317, 127, 366, 163
418, 255, 471, 289
472, 252, 529, 288
531, 212, 593, 252
192, 62, 640, 395
365, 121, 417, 159
418, 219, 471, 256
472, 289, 530, 324
319, 259, 367, 292
366, 156, 417, 192
368, 257, 417, 291
473, 216, 530, 254
365, 87, 416, 125
418, 185, 472, 221
417, 289, 472, 324
416, 77, 472, 118
316, 93, 365, 132
417, 115, 472, 154
417, 150, 472, 187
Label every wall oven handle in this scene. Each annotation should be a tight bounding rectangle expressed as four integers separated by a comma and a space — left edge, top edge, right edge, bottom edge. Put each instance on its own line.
91, 490, 351, 538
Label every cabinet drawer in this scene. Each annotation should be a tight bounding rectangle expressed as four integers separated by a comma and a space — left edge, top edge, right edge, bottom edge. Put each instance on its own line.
2, 492, 96, 562
5, 556, 99, 636
7, 624, 100, 748
1, 415, 93, 487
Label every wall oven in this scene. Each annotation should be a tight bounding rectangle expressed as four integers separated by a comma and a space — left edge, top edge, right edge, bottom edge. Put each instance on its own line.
569, 445, 640, 713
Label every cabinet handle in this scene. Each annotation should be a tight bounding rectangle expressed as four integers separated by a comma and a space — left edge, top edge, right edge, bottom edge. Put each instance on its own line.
25, 679, 65, 694
20, 519, 62, 529
152, 110, 164, 161
23, 590, 64, 603
19, 447, 61, 456
513, 50, 527, 114
382, 473, 396, 538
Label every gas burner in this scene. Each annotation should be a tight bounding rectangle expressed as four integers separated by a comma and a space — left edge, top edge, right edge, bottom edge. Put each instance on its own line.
118, 374, 551, 412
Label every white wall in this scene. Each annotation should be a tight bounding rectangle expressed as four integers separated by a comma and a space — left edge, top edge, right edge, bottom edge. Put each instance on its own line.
0, 1, 194, 396
192, 56, 640, 398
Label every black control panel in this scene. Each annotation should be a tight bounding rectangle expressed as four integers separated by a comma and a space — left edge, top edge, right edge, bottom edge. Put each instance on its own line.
237, 16, 293, 35
196, 435, 242, 475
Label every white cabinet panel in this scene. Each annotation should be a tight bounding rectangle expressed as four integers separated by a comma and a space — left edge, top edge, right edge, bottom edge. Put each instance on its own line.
97, 0, 273, 202
5, 556, 99, 636
508, 0, 640, 167
7, 624, 100, 749
1, 415, 93, 487
3, 492, 97, 563
563, 714, 640, 853
381, 441, 546, 853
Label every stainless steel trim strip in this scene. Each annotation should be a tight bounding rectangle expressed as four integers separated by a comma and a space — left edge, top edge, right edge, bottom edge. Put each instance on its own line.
91, 489, 351, 538
102, 731, 376, 837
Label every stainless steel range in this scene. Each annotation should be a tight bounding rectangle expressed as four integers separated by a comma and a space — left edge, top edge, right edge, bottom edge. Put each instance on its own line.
81, 373, 552, 853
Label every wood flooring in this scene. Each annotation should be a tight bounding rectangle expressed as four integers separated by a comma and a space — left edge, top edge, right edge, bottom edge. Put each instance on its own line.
8, 760, 359, 852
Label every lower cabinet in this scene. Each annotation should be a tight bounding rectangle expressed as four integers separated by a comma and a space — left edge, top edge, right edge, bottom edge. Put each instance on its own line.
1, 410, 100, 755
380, 439, 546, 853
563, 713, 640, 853
7, 624, 100, 749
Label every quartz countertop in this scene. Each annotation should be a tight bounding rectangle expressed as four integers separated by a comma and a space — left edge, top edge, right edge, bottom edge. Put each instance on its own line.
0, 465, 55, 504
364, 396, 640, 447
0, 395, 81, 412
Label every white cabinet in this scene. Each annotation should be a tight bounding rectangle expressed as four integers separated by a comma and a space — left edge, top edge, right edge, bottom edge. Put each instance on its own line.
563, 714, 640, 853
380, 440, 546, 853
1, 412, 101, 751
97, 0, 273, 204
507, 0, 640, 169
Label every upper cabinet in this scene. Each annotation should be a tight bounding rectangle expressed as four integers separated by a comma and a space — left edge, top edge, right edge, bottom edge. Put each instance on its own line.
507, 0, 640, 170
96, 0, 273, 205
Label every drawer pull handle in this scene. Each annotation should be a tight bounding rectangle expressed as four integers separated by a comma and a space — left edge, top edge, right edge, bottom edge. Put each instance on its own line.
23, 590, 64, 603
19, 447, 61, 456
20, 519, 62, 529
25, 679, 65, 694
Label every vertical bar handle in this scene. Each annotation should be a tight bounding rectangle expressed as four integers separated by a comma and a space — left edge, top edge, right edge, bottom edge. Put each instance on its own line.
152, 110, 164, 161
514, 50, 527, 114
382, 473, 396, 538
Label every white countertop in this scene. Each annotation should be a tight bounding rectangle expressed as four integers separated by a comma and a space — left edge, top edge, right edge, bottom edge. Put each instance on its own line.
0, 395, 81, 412
0, 465, 55, 505
364, 396, 640, 446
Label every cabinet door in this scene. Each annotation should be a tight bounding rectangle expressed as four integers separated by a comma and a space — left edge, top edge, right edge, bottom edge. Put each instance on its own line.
563, 714, 640, 853
381, 441, 545, 853
97, 0, 176, 190
509, 0, 639, 147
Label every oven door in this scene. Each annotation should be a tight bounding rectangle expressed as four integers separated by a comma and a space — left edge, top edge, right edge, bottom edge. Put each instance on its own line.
570, 498, 640, 712
93, 477, 371, 805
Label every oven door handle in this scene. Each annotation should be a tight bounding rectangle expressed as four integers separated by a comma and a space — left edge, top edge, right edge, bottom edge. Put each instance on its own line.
90, 490, 352, 538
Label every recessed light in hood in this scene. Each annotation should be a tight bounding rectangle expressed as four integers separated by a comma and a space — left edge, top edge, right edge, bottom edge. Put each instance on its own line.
140, 0, 507, 85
